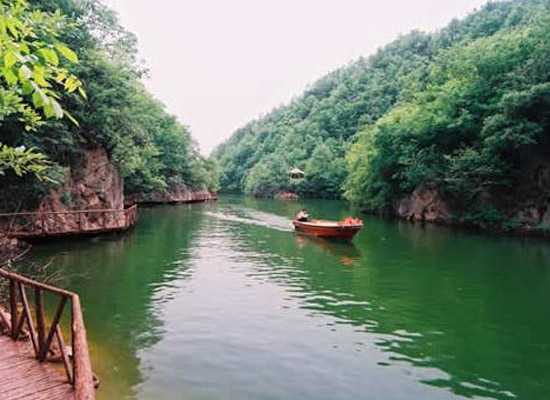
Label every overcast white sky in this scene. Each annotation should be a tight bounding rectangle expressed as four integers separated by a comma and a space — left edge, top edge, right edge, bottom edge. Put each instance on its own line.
102, 0, 488, 154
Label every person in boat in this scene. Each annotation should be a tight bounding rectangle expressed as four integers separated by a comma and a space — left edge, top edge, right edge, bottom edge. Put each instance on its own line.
295, 208, 309, 222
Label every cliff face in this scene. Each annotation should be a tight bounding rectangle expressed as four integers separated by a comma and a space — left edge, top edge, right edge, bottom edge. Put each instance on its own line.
393, 157, 550, 235
395, 185, 452, 224
125, 185, 216, 206
36, 146, 128, 233
41, 146, 124, 211
506, 154, 550, 233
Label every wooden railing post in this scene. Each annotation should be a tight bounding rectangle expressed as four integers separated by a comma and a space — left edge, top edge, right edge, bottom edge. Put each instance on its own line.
9, 279, 17, 339
72, 295, 95, 400
38, 296, 67, 361
35, 288, 46, 358
40, 213, 45, 236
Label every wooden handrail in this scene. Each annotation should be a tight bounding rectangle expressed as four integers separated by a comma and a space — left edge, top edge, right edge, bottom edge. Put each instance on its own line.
0, 267, 96, 400
0, 205, 137, 218
0, 205, 138, 238
0, 268, 74, 297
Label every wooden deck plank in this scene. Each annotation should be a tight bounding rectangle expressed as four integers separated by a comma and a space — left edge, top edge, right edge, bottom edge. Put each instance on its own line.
0, 335, 74, 400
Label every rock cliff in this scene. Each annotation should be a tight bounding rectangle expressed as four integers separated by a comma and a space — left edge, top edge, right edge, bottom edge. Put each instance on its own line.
395, 185, 452, 224
125, 185, 216, 206
35, 146, 127, 233
393, 156, 550, 235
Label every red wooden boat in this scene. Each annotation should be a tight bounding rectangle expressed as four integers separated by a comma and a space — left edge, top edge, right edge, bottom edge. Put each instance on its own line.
293, 218, 363, 240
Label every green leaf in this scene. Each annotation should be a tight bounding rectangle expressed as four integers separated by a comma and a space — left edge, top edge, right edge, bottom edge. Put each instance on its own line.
39, 48, 59, 66
21, 81, 33, 95
19, 43, 30, 54
33, 66, 50, 87
3, 67, 18, 85
32, 91, 44, 108
65, 76, 79, 93
78, 86, 87, 100
43, 102, 55, 118
64, 110, 80, 126
0, 16, 6, 37
32, 88, 49, 108
4, 51, 17, 68
55, 71, 67, 83
5, 17, 19, 38
55, 44, 78, 63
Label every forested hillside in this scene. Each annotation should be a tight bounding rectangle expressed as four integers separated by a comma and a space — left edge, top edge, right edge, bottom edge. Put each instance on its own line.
214, 0, 550, 232
0, 0, 218, 212
345, 9, 550, 226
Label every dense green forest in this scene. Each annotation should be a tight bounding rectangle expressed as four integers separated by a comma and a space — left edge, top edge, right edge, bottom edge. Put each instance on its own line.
0, 0, 218, 211
214, 0, 550, 228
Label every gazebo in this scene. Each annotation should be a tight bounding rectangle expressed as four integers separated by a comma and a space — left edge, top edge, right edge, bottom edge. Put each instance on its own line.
289, 167, 305, 180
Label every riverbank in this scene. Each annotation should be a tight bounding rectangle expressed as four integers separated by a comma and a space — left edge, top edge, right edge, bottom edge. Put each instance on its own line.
235, 189, 550, 239
125, 187, 217, 206
391, 184, 550, 239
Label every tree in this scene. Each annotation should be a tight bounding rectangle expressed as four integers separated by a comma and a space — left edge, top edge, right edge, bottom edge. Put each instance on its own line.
1, 0, 219, 212
345, 12, 550, 225
215, 0, 540, 199
0, 0, 84, 178
301, 142, 346, 198
243, 155, 288, 197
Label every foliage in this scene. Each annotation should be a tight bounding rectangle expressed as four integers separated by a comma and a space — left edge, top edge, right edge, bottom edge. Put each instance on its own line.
215, 0, 550, 229
301, 141, 347, 198
0, 144, 51, 179
1, 0, 218, 211
244, 155, 289, 197
0, 0, 84, 179
345, 14, 550, 216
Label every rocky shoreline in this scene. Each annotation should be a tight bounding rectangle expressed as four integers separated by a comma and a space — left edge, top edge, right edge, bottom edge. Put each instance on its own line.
391, 184, 550, 237
125, 186, 217, 206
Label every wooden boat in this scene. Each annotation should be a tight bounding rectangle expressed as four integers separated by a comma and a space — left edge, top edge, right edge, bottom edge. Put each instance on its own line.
293, 219, 363, 240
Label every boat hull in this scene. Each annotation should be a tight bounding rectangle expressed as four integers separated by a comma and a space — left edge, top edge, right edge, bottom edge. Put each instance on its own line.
293, 220, 362, 240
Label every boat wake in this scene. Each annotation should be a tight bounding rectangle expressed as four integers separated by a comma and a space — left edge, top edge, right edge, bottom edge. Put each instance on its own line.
204, 208, 293, 232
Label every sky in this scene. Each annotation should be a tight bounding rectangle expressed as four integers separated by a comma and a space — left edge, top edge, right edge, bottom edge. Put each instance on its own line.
103, 0, 488, 155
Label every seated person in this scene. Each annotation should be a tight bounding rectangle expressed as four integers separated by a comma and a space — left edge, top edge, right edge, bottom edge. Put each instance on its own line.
295, 209, 309, 222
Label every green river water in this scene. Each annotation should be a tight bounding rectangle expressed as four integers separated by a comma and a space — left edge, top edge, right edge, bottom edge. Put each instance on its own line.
29, 195, 550, 400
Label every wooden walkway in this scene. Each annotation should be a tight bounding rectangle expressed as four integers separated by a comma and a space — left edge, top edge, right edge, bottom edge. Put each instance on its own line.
0, 269, 95, 400
0, 205, 138, 239
0, 335, 74, 400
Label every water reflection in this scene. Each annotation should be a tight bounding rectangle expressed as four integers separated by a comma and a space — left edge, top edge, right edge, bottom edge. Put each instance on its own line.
294, 235, 361, 266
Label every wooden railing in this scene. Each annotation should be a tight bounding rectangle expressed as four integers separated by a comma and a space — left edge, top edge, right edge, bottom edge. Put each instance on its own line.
0, 205, 138, 238
0, 268, 95, 400
125, 203, 138, 227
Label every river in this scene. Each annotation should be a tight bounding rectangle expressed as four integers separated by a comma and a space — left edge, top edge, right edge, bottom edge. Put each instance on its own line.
29, 195, 550, 400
